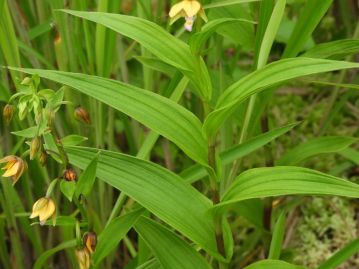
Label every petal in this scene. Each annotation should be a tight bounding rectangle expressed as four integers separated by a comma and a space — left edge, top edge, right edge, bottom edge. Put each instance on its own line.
199, 9, 208, 22
0, 156, 15, 164
2, 161, 20, 177
169, 2, 185, 18
3, 160, 16, 170
183, 0, 201, 17
39, 199, 56, 224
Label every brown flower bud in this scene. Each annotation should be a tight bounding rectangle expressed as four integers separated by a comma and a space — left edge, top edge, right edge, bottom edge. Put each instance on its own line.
83, 232, 97, 254
74, 106, 91, 125
30, 137, 41, 160
63, 168, 77, 182
3, 104, 14, 125
39, 152, 47, 166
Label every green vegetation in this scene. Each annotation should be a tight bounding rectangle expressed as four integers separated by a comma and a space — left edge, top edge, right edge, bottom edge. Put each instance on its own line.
0, 0, 359, 268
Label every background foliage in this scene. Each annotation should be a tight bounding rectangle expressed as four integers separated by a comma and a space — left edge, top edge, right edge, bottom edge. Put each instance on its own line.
0, 0, 359, 268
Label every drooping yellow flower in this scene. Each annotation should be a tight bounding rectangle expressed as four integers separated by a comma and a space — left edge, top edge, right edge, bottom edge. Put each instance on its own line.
76, 248, 91, 269
169, 0, 208, 32
30, 197, 56, 225
0, 155, 26, 185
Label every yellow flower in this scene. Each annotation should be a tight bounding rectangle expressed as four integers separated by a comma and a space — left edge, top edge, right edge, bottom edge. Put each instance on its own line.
169, 0, 207, 31
0, 155, 26, 185
30, 197, 56, 225
76, 248, 91, 269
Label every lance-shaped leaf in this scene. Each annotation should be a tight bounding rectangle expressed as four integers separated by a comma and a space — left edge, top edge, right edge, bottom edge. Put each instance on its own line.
277, 136, 357, 166
59, 10, 212, 100
301, 39, 359, 60
94, 209, 145, 265
9, 67, 208, 166
189, 18, 256, 54
244, 260, 306, 269
66, 146, 218, 256
181, 123, 297, 183
135, 217, 213, 269
203, 58, 359, 137
217, 166, 359, 209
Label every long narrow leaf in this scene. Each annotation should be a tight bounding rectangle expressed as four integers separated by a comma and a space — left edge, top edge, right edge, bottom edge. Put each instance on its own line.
93, 209, 145, 265
282, 0, 333, 58
218, 166, 359, 208
244, 260, 306, 269
9, 67, 209, 166
203, 58, 359, 137
181, 123, 297, 183
60, 10, 212, 100
66, 146, 218, 256
317, 239, 359, 269
135, 217, 212, 269
277, 136, 357, 165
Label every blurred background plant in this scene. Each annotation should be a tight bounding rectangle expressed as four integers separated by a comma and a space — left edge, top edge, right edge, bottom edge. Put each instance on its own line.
0, 0, 359, 268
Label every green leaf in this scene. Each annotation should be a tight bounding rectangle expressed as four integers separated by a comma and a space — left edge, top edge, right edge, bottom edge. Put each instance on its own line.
181, 123, 297, 184
11, 126, 38, 138
59, 180, 76, 202
59, 10, 212, 100
66, 146, 218, 256
43, 133, 62, 164
204, 0, 262, 9
9, 67, 208, 166
268, 213, 286, 260
277, 136, 357, 165
41, 216, 78, 227
244, 260, 306, 269
339, 148, 359, 165
256, 0, 286, 68
189, 18, 256, 54
134, 56, 176, 77
33, 240, 77, 269
135, 216, 212, 269
203, 58, 359, 137
317, 239, 359, 269
302, 39, 359, 60
217, 166, 359, 209
93, 209, 144, 265
136, 259, 162, 269
75, 154, 98, 198
61, 135, 88, 146
282, 0, 333, 58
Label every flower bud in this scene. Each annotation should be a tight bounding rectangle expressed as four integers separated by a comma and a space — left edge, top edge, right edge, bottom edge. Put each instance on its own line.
83, 232, 97, 253
39, 152, 47, 166
21, 77, 32, 86
0, 155, 27, 185
3, 104, 14, 125
74, 106, 91, 125
30, 197, 56, 225
63, 168, 77, 182
76, 248, 91, 269
30, 137, 41, 160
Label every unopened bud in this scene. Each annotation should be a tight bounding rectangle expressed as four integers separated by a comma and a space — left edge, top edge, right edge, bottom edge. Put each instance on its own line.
76, 248, 91, 269
21, 77, 32, 86
30, 137, 41, 160
74, 107, 91, 125
3, 104, 14, 125
63, 168, 77, 182
39, 151, 47, 166
83, 232, 97, 253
